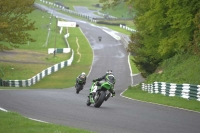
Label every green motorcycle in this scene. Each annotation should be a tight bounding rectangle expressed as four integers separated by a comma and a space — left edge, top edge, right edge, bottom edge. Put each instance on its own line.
86, 81, 114, 108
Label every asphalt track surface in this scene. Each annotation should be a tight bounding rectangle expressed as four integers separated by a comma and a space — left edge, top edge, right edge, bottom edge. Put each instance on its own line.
1, 3, 200, 133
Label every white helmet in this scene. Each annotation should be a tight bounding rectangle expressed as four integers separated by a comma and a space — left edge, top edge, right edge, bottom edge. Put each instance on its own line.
81, 72, 86, 76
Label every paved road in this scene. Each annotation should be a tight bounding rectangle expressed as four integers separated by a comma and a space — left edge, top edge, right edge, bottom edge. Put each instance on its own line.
0, 3, 200, 133
74, 6, 101, 18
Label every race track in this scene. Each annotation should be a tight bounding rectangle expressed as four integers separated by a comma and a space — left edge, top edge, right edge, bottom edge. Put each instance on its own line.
0, 3, 200, 133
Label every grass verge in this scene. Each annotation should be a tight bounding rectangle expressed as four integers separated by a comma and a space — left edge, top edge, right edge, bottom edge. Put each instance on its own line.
0, 111, 94, 133
129, 54, 139, 74
123, 84, 200, 112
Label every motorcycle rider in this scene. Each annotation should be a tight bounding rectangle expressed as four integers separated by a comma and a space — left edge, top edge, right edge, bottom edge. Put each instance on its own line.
75, 72, 87, 88
91, 70, 116, 97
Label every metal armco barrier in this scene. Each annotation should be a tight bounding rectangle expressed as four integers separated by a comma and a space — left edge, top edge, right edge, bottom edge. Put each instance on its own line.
142, 82, 200, 101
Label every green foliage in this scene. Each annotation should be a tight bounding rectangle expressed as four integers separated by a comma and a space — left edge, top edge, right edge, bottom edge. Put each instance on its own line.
0, 0, 37, 51
100, 2, 134, 18
126, 0, 200, 76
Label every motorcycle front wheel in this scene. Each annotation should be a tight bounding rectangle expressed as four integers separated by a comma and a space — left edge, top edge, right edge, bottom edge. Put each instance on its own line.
76, 84, 83, 94
94, 91, 106, 108
86, 97, 91, 106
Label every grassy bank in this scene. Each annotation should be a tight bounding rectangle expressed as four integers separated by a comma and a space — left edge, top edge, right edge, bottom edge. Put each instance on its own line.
124, 53, 200, 112
145, 54, 200, 85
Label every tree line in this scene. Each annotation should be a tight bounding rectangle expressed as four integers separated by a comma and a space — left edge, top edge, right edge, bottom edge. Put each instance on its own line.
100, 0, 200, 77
0, 0, 36, 51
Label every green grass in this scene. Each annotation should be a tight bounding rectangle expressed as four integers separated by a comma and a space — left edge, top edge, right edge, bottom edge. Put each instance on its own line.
123, 85, 200, 112
0, 51, 71, 80
29, 27, 93, 89
23, 9, 66, 50
145, 54, 200, 85
0, 9, 93, 87
0, 9, 71, 80
0, 111, 94, 133
129, 54, 140, 74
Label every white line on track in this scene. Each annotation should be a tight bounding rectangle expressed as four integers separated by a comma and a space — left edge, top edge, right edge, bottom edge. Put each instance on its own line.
0, 106, 49, 123
28, 118, 49, 123
0, 107, 8, 112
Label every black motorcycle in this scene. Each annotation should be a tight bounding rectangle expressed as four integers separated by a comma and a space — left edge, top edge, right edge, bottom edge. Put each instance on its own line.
75, 77, 85, 94
75, 83, 84, 94
98, 36, 102, 42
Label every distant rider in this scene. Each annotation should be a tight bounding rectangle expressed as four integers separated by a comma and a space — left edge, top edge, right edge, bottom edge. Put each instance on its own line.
91, 70, 116, 96
75, 72, 87, 88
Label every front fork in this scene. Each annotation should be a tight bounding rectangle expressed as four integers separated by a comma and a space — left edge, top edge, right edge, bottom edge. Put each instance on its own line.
89, 85, 98, 103
89, 94, 95, 104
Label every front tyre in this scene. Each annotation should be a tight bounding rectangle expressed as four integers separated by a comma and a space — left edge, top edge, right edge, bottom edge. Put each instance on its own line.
94, 91, 106, 108
76, 89, 79, 94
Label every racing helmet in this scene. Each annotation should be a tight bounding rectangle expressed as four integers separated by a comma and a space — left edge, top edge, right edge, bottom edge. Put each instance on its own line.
81, 72, 86, 76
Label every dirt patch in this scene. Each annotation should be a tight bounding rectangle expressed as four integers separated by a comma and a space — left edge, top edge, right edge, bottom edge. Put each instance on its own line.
0, 49, 53, 64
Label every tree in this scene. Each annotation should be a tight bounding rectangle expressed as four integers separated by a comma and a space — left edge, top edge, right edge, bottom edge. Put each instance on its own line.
100, 0, 200, 77
0, 0, 37, 51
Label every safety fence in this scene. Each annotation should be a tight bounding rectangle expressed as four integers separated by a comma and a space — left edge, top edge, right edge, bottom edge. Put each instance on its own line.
120, 24, 136, 33
120, 34, 131, 50
142, 82, 200, 101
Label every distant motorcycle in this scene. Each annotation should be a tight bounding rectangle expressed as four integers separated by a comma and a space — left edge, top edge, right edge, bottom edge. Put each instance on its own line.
98, 36, 102, 42
75, 83, 84, 94
75, 78, 85, 94
86, 81, 114, 108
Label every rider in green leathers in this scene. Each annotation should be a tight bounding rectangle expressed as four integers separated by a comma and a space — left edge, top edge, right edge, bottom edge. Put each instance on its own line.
75, 72, 87, 88
90, 70, 116, 96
